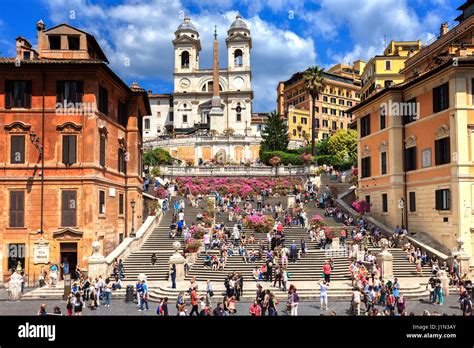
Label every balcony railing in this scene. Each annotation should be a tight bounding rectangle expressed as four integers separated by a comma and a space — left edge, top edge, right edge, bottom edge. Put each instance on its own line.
157, 165, 314, 177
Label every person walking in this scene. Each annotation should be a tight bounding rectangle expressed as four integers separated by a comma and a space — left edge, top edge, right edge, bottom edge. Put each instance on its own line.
189, 288, 199, 316
319, 279, 329, 311
352, 287, 361, 316
151, 253, 157, 265
289, 285, 300, 316
323, 260, 332, 283
138, 280, 149, 311
73, 292, 83, 316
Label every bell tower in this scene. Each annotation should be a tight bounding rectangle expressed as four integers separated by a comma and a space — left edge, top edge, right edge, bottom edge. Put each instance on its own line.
173, 16, 201, 73
226, 14, 252, 72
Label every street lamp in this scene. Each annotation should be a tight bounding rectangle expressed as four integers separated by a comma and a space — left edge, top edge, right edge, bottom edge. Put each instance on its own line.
210, 165, 214, 194
29, 131, 43, 157
398, 198, 405, 228
130, 199, 136, 237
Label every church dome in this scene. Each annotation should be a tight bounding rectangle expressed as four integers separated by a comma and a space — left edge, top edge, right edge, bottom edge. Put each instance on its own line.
177, 16, 197, 32
229, 14, 248, 30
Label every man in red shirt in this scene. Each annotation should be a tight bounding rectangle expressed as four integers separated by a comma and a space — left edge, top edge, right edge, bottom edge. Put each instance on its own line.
249, 300, 262, 316
189, 289, 199, 316
323, 260, 332, 283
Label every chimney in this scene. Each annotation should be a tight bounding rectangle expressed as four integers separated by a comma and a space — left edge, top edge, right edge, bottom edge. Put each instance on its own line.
36, 20, 46, 58
440, 22, 449, 37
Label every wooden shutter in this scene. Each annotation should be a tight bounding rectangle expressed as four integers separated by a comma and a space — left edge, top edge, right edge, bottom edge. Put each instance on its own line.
69, 136, 76, 164
119, 193, 124, 215
435, 190, 442, 210
435, 140, 441, 165
61, 190, 76, 227
100, 137, 106, 167
9, 191, 24, 227
24, 81, 32, 108
409, 192, 416, 212
61, 191, 69, 226
99, 190, 105, 214
56, 80, 65, 104
62, 136, 69, 164
76, 81, 83, 104
5, 80, 12, 108
11, 135, 25, 164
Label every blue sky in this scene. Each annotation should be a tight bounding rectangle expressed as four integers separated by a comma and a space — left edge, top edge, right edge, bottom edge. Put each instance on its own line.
0, 0, 463, 111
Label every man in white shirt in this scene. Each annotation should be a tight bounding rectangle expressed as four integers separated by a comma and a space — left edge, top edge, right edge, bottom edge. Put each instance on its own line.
319, 279, 329, 310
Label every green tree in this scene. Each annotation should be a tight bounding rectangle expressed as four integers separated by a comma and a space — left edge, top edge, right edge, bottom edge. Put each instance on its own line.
260, 110, 289, 152
303, 66, 326, 156
143, 148, 174, 166
326, 129, 357, 163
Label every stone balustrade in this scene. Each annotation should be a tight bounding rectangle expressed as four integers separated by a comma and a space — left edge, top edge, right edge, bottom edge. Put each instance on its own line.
158, 164, 316, 177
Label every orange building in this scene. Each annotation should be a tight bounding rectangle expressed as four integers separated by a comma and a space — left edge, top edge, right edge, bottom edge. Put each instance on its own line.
277, 64, 361, 143
0, 21, 150, 282
348, 1, 474, 265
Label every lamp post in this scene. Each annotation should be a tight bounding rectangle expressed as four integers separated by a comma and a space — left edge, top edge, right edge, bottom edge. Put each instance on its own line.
210, 165, 214, 194
130, 199, 136, 237
398, 198, 405, 228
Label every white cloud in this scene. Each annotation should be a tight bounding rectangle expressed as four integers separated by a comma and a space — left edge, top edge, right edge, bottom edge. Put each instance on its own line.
41, 0, 316, 112
303, 0, 456, 64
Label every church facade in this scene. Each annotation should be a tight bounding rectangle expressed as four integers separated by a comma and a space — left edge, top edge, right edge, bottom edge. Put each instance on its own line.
143, 15, 261, 165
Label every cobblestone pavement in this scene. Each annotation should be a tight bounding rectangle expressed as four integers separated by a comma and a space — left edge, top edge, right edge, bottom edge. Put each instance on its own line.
0, 295, 466, 316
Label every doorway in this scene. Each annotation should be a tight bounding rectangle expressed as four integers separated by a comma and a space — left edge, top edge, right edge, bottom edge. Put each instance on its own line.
60, 242, 77, 280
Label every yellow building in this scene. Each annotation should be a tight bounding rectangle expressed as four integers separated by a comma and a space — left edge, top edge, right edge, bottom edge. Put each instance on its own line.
360, 40, 422, 101
277, 63, 362, 146
287, 108, 311, 145
328, 60, 366, 84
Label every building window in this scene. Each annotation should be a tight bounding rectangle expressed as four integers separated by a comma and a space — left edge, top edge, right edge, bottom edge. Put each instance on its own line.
380, 107, 386, 130
340, 122, 343, 129
119, 193, 124, 215
181, 51, 190, 68
292, 116, 297, 123
385, 61, 391, 70
48, 35, 61, 49
404, 146, 417, 171
435, 189, 450, 211
433, 83, 449, 113
67, 36, 80, 50
99, 190, 106, 214
361, 157, 371, 178
330, 109, 337, 116
384, 80, 394, 88
332, 121, 337, 130
365, 195, 371, 212
381, 152, 387, 175
293, 129, 297, 136
339, 99, 345, 105
61, 190, 77, 227
322, 107, 328, 114
409, 192, 416, 212
98, 85, 108, 115
382, 193, 388, 212
183, 114, 188, 123
144, 119, 150, 130
360, 115, 371, 137
9, 191, 24, 227
100, 136, 106, 167
322, 133, 329, 139
57, 81, 83, 104
62, 135, 77, 165
435, 137, 450, 165
330, 97, 336, 104
7, 244, 25, 272
118, 148, 127, 174
118, 101, 127, 127
347, 101, 353, 107
403, 98, 418, 124
10, 135, 25, 164
5, 80, 32, 108
323, 96, 328, 102
322, 120, 328, 127
169, 112, 174, 122
339, 110, 345, 117
236, 113, 241, 122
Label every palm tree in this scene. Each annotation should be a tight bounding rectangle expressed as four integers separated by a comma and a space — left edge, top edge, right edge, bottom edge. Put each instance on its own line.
303, 66, 326, 156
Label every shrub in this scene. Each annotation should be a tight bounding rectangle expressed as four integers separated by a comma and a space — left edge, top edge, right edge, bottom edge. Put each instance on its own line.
184, 239, 202, 253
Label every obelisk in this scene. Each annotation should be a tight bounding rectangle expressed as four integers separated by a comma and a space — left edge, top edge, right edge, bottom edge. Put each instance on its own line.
209, 26, 224, 132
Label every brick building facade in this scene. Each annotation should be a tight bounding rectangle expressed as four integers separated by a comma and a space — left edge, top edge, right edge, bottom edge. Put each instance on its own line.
0, 21, 150, 282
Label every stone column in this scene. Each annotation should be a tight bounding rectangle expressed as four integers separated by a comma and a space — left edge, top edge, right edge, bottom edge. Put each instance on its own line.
287, 194, 296, 209
88, 241, 108, 279
376, 239, 394, 280
169, 241, 186, 282
437, 270, 450, 297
